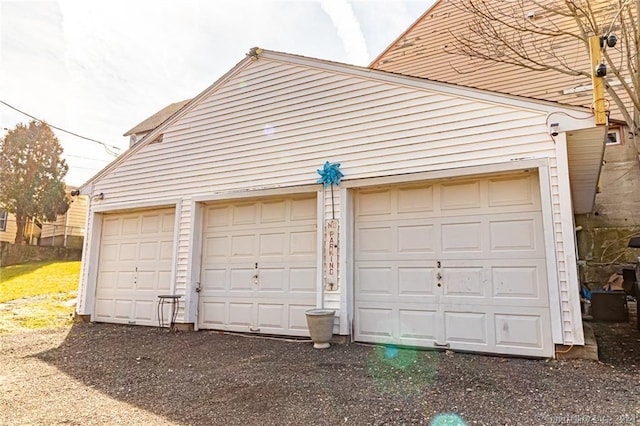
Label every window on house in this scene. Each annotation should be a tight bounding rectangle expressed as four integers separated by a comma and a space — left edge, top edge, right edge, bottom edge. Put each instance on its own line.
606, 127, 622, 145
0, 211, 7, 232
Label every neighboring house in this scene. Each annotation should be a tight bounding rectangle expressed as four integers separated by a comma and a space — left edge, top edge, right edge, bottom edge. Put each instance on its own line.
39, 193, 88, 249
369, 0, 639, 286
76, 49, 605, 358
1, 188, 86, 246
123, 99, 190, 147
0, 212, 40, 245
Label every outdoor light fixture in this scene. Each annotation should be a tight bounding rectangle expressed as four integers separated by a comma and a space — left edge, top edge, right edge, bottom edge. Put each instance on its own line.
600, 34, 618, 48
549, 123, 560, 137
595, 63, 607, 78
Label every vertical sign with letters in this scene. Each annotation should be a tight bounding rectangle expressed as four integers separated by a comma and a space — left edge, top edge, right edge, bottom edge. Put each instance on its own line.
324, 219, 339, 291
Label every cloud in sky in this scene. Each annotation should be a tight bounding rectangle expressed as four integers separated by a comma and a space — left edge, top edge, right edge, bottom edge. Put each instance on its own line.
320, 0, 369, 66
0, 0, 432, 186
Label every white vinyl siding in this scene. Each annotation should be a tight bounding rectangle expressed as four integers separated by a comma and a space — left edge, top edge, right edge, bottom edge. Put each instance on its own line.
77, 53, 591, 346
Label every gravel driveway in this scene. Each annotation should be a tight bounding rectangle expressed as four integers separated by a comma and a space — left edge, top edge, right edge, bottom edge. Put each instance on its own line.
2, 313, 640, 425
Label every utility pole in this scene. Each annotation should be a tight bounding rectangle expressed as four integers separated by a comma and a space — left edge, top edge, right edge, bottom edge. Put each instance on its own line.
589, 35, 607, 125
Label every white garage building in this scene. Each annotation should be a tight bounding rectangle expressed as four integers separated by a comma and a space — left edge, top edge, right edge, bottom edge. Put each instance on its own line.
77, 49, 605, 358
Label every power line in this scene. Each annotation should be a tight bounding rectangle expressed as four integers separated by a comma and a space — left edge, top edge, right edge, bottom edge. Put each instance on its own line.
65, 153, 111, 162
0, 99, 121, 156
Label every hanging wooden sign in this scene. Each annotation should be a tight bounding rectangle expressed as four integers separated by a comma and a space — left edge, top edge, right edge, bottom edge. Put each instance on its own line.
324, 219, 339, 291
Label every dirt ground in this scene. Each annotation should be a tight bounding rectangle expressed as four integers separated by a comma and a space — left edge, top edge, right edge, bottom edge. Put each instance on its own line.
1, 307, 639, 425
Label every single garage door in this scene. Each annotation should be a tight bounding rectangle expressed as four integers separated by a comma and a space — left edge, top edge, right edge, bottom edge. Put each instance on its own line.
198, 194, 317, 336
94, 208, 175, 326
354, 171, 553, 357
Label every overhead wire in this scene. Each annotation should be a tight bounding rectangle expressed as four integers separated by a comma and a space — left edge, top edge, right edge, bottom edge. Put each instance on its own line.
0, 99, 121, 156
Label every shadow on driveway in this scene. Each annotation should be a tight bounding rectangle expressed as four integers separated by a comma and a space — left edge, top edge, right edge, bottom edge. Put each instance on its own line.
28, 315, 640, 425
34, 324, 441, 425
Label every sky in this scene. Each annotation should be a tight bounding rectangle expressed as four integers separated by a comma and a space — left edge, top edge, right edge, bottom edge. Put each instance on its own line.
0, 0, 433, 187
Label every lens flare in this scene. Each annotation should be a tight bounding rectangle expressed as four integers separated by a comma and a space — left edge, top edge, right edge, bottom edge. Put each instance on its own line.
431, 413, 467, 426
367, 345, 438, 398
263, 124, 276, 137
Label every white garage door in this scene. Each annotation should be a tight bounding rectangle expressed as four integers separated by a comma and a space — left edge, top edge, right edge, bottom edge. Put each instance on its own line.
354, 171, 553, 357
198, 194, 317, 336
94, 208, 175, 326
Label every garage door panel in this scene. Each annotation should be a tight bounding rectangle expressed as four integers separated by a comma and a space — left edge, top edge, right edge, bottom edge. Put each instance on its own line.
357, 267, 394, 295
133, 300, 155, 321
229, 303, 253, 326
136, 271, 156, 289
229, 268, 254, 291
121, 217, 139, 234
398, 225, 435, 253
259, 233, 286, 256
96, 271, 116, 289
443, 267, 485, 296
261, 200, 286, 222
259, 268, 286, 291
100, 243, 119, 262
119, 243, 138, 261
257, 304, 285, 329
490, 220, 537, 251
399, 309, 438, 340
398, 267, 435, 296
207, 206, 230, 228
444, 312, 488, 344
398, 185, 434, 213
290, 231, 316, 255
138, 242, 158, 260
232, 234, 256, 256
492, 266, 541, 299
95, 208, 176, 326
94, 298, 113, 319
233, 203, 258, 225
102, 218, 121, 236
141, 214, 162, 233
357, 226, 392, 254
199, 195, 317, 335
354, 172, 553, 357
488, 175, 537, 207
200, 301, 226, 326
156, 271, 172, 291
116, 271, 135, 289
289, 305, 313, 330
291, 197, 316, 221
357, 189, 392, 216
204, 236, 229, 258
441, 181, 481, 210
290, 268, 316, 292
357, 307, 394, 338
203, 269, 228, 291
114, 299, 133, 319
441, 222, 482, 252
495, 314, 544, 349
159, 241, 173, 260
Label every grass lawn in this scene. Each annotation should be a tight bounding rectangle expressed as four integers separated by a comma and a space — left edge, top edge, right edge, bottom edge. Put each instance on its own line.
0, 261, 80, 333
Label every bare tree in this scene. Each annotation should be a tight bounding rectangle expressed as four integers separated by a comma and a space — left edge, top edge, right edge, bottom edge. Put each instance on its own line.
448, 0, 639, 136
